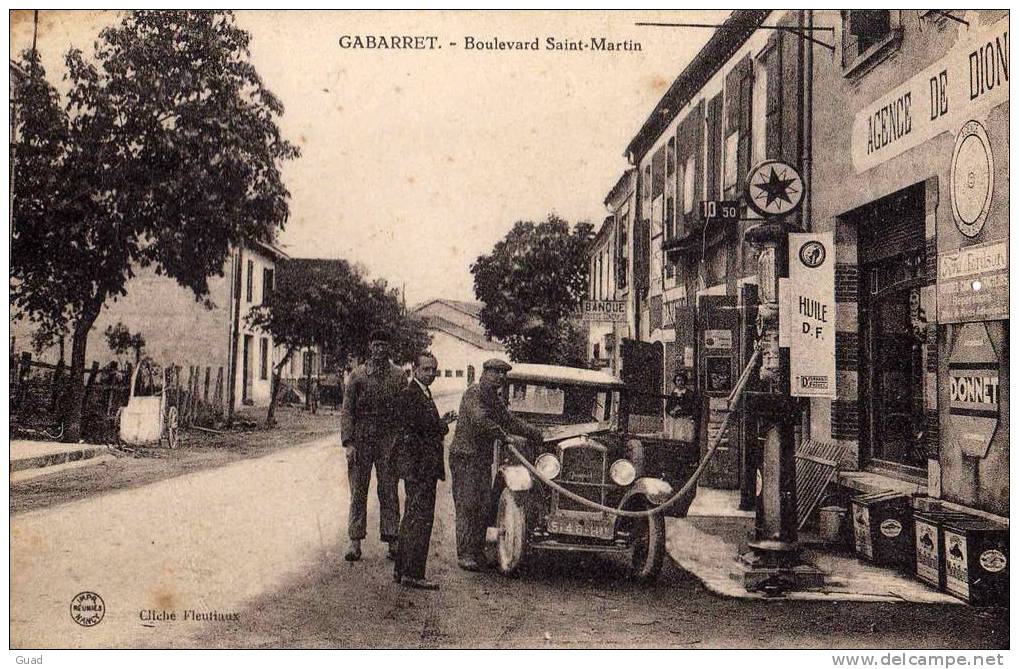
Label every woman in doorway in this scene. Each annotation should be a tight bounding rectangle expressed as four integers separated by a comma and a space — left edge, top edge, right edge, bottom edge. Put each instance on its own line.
665, 370, 699, 444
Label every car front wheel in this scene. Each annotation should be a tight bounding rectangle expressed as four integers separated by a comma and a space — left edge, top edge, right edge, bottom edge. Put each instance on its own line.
495, 487, 529, 576
629, 499, 665, 583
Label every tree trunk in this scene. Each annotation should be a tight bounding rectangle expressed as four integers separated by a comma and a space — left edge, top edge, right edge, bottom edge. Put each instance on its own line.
265, 348, 294, 428
62, 320, 93, 443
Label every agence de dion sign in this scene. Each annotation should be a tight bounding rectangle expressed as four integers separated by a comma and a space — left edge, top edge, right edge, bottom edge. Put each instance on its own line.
851, 15, 1008, 173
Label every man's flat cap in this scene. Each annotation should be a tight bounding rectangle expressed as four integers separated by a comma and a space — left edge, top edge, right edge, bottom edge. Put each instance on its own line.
483, 358, 512, 372
368, 329, 390, 343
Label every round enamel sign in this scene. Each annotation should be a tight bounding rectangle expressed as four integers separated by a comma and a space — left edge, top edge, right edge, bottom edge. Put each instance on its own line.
950, 120, 993, 238
745, 160, 804, 218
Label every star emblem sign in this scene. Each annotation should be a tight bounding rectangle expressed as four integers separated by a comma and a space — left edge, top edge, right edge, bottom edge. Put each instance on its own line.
745, 160, 804, 218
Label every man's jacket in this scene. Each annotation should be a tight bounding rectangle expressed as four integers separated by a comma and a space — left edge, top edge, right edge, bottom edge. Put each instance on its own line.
340, 360, 408, 445
395, 381, 448, 481
450, 383, 542, 459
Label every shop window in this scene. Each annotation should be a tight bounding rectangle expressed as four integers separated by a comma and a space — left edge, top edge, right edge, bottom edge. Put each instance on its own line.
842, 11, 901, 76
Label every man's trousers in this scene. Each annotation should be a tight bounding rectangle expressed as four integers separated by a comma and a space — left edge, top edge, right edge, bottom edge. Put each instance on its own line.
346, 432, 400, 542
450, 452, 492, 561
396, 477, 437, 580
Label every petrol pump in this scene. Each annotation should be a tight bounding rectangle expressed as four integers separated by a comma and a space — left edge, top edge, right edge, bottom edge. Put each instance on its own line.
739, 159, 824, 593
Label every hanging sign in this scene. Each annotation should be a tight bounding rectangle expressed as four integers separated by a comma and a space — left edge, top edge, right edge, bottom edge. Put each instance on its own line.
744, 160, 804, 218
787, 233, 835, 398
577, 300, 627, 323
851, 15, 1009, 173
947, 322, 999, 458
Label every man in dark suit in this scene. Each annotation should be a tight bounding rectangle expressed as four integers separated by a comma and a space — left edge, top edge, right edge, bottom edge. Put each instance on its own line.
393, 352, 456, 590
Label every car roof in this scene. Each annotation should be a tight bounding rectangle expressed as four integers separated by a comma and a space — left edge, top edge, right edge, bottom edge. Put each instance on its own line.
505, 363, 625, 388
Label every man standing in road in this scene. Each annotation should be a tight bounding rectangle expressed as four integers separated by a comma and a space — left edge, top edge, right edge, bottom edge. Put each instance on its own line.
340, 329, 408, 562
449, 358, 542, 571
392, 352, 457, 590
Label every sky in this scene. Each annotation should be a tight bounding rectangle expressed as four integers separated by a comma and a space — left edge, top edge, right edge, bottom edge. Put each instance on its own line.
10, 10, 724, 305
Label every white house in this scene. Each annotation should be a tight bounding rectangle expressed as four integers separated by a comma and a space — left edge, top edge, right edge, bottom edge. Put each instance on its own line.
409, 299, 508, 395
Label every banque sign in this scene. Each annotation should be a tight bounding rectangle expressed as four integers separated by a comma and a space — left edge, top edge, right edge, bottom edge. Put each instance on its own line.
851, 15, 1009, 173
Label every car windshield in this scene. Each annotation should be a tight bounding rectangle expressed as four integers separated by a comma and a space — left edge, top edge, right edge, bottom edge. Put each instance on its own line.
507, 382, 617, 427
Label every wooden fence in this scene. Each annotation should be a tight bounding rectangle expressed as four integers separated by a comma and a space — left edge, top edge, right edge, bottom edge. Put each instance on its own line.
10, 351, 227, 443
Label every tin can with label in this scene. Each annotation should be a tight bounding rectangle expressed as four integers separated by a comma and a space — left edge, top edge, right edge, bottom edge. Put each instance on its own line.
912, 510, 974, 589
851, 492, 914, 566
940, 518, 1008, 606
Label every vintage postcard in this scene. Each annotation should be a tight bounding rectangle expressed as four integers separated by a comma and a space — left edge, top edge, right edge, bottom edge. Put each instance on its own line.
8, 9, 1009, 654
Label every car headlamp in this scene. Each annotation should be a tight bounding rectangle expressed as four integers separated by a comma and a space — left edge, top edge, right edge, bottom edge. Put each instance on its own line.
609, 459, 637, 486
535, 453, 561, 480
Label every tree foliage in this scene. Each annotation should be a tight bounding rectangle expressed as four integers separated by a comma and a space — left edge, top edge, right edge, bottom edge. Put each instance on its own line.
471, 214, 593, 365
246, 259, 431, 426
10, 10, 299, 441
104, 322, 146, 364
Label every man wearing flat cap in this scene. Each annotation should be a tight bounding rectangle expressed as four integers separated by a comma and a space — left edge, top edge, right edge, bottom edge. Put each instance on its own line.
340, 328, 408, 562
449, 358, 542, 571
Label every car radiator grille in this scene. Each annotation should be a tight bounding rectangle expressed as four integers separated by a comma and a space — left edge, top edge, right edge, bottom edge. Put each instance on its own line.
555, 446, 606, 512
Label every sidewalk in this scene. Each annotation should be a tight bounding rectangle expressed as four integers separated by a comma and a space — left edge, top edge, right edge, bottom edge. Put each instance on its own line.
10, 440, 116, 483
666, 487, 961, 605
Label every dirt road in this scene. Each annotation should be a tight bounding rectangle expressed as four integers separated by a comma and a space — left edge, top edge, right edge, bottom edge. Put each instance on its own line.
10, 410, 1007, 649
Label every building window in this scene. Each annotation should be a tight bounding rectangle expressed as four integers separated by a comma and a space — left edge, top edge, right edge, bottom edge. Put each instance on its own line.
643, 165, 651, 198
723, 131, 739, 190
456, 369, 464, 378
262, 268, 274, 304
683, 156, 695, 214
259, 337, 269, 380
445, 369, 452, 378
665, 196, 674, 239
842, 11, 901, 76
666, 138, 676, 177
246, 259, 254, 302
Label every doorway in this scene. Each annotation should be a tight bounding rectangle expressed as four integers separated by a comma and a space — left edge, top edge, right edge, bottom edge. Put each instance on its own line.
854, 184, 927, 474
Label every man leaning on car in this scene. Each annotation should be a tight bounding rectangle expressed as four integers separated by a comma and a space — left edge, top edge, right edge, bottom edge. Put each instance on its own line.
449, 358, 543, 571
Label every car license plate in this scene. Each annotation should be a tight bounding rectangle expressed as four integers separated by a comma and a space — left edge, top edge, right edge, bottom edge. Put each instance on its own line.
547, 514, 614, 539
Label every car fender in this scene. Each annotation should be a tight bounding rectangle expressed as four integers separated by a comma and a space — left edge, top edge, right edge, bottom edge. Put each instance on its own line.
499, 465, 534, 492
622, 477, 673, 507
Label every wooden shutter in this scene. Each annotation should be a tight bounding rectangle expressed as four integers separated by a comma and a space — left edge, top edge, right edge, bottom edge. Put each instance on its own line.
675, 100, 704, 238
764, 32, 784, 160
725, 55, 753, 199
705, 94, 723, 201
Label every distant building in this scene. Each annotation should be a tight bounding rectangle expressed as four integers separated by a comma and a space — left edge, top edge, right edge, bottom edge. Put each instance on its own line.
10, 240, 287, 413
409, 299, 508, 394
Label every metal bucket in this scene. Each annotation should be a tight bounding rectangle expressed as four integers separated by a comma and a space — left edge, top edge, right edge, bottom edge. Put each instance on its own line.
819, 505, 847, 544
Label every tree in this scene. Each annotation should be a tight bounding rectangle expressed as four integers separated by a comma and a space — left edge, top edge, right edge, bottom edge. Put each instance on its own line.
246, 259, 431, 427
104, 322, 146, 365
472, 214, 593, 365
10, 11, 299, 441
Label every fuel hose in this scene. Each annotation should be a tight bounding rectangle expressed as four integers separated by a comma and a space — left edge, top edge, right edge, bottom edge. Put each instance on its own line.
503, 346, 761, 519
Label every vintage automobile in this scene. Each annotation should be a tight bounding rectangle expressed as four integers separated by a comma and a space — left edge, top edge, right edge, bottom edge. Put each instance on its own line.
485, 363, 700, 581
